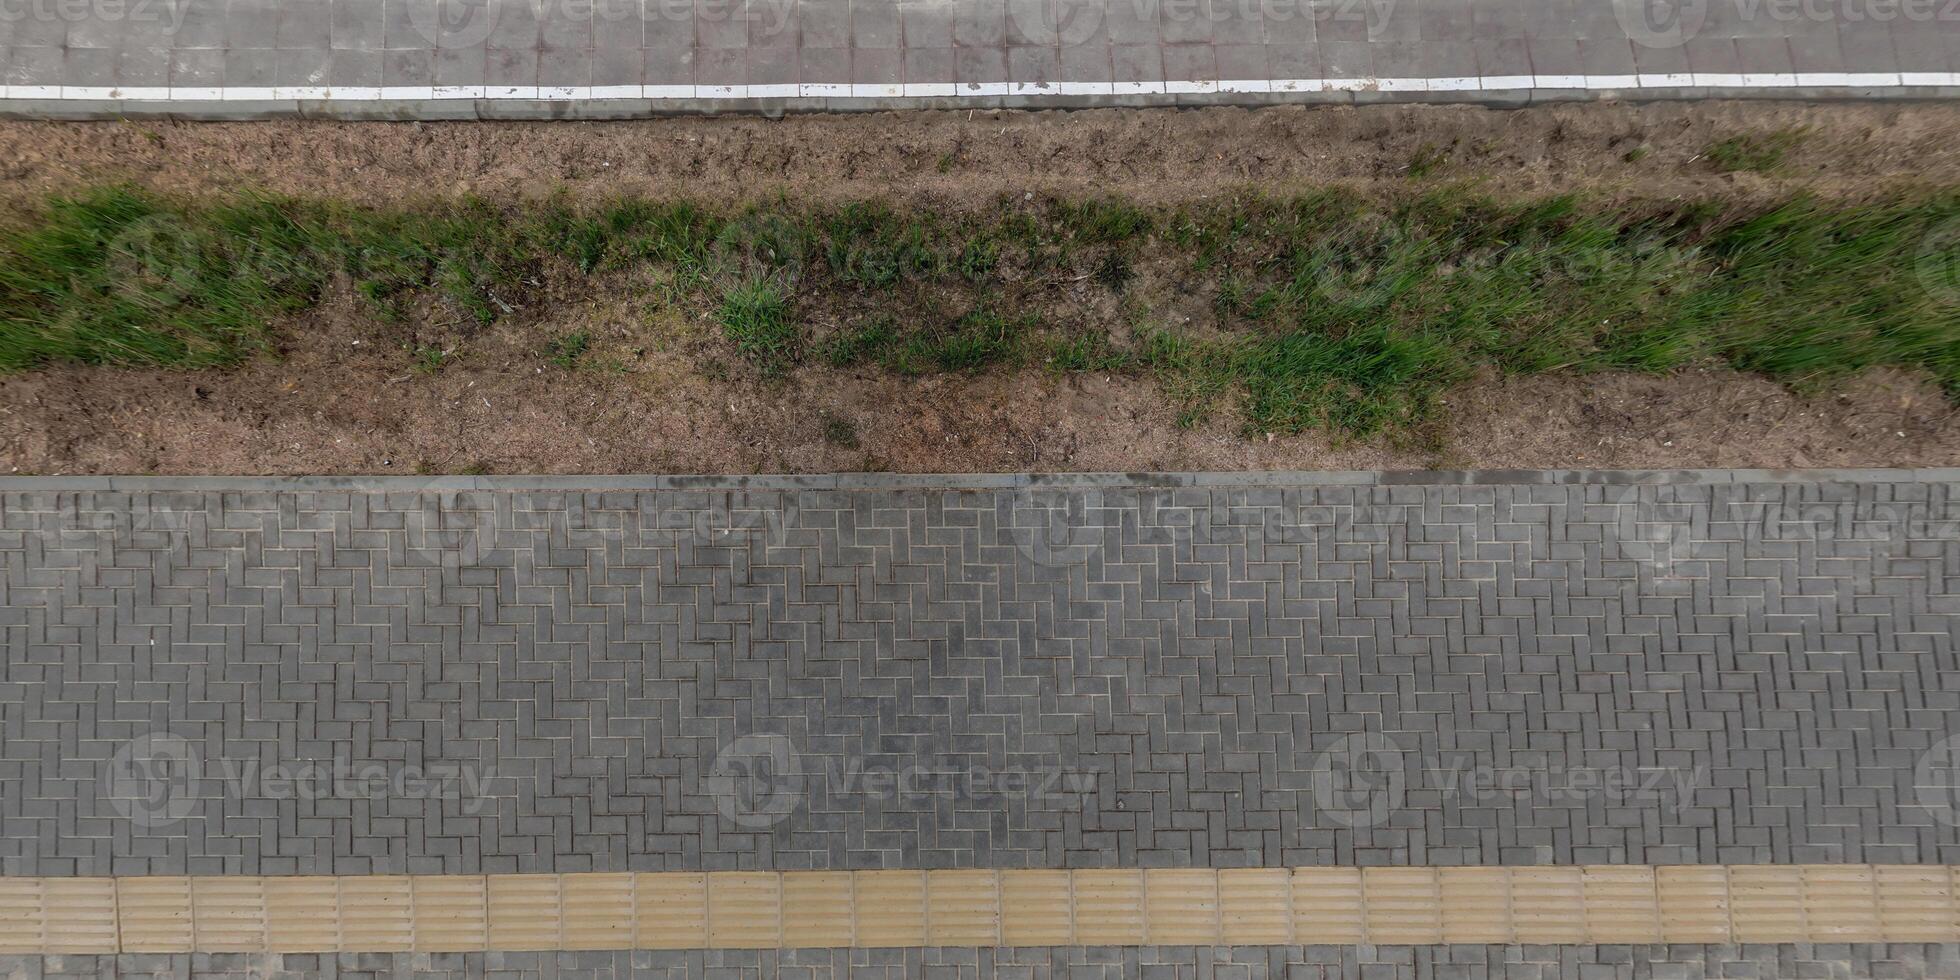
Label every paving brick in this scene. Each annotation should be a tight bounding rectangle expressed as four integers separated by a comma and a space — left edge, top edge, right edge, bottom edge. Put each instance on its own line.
0, 476, 1955, 882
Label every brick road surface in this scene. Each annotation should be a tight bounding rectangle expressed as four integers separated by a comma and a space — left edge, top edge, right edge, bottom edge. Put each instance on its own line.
0, 475, 1957, 877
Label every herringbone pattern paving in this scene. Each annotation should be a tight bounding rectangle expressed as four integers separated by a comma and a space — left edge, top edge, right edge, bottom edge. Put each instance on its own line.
1, 477, 1956, 877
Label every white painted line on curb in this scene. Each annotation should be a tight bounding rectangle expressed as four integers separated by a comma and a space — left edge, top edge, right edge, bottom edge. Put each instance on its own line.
5, 74, 1952, 108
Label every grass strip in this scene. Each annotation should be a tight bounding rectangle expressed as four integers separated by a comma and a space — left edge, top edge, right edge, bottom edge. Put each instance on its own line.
1, 185, 1955, 437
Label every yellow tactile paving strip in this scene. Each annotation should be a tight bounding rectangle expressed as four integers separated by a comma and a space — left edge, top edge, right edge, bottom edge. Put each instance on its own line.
0, 866, 1954, 954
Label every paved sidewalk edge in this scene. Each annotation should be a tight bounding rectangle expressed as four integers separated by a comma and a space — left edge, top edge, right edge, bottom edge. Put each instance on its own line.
2, 85, 1960, 120
2, 468, 1956, 492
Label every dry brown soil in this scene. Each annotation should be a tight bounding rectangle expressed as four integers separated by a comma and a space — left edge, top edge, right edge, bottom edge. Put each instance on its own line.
2, 101, 1957, 476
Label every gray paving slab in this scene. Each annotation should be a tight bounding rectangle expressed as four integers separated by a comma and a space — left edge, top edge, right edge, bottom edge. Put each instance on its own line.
0, 473, 1956, 876
0, 0, 1952, 117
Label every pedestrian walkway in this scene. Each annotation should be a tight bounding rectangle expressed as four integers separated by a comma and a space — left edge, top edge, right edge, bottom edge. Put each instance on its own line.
1, 469, 1957, 977
1, 0, 1957, 118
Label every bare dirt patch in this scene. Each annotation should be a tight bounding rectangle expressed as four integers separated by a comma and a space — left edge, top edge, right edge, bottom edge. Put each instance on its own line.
0, 101, 1954, 209
1, 100, 1957, 475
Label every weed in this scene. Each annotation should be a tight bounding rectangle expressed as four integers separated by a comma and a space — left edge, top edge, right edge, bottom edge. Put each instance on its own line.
1094, 251, 1135, 292
0, 186, 322, 368
822, 204, 941, 288
1406, 143, 1449, 179
820, 413, 860, 448
409, 344, 451, 373
1056, 198, 1153, 244
718, 277, 798, 374
1702, 128, 1808, 172
545, 331, 590, 368
715, 212, 807, 272
956, 237, 1001, 283
819, 316, 898, 367
1047, 331, 1132, 373
894, 307, 1030, 373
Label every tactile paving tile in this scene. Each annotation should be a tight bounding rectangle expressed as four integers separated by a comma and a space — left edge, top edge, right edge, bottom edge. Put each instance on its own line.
850, 871, 925, 948
1217, 868, 1291, 945
0, 866, 1955, 953
1580, 866, 1661, 944
925, 870, 998, 946
39, 878, 118, 955
781, 871, 853, 948
1656, 865, 1733, 943
1876, 866, 1953, 942
1293, 867, 1366, 944
189, 877, 266, 953
409, 875, 487, 953
116, 877, 194, 953
998, 869, 1072, 947
634, 873, 707, 950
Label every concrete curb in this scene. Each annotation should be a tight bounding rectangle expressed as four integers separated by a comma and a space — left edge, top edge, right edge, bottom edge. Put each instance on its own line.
3, 468, 1957, 493
0, 86, 1957, 121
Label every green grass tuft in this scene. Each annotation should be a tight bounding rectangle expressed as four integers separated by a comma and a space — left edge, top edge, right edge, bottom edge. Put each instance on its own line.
1702, 128, 1808, 172
0, 186, 322, 368
718, 278, 798, 375
545, 331, 590, 368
